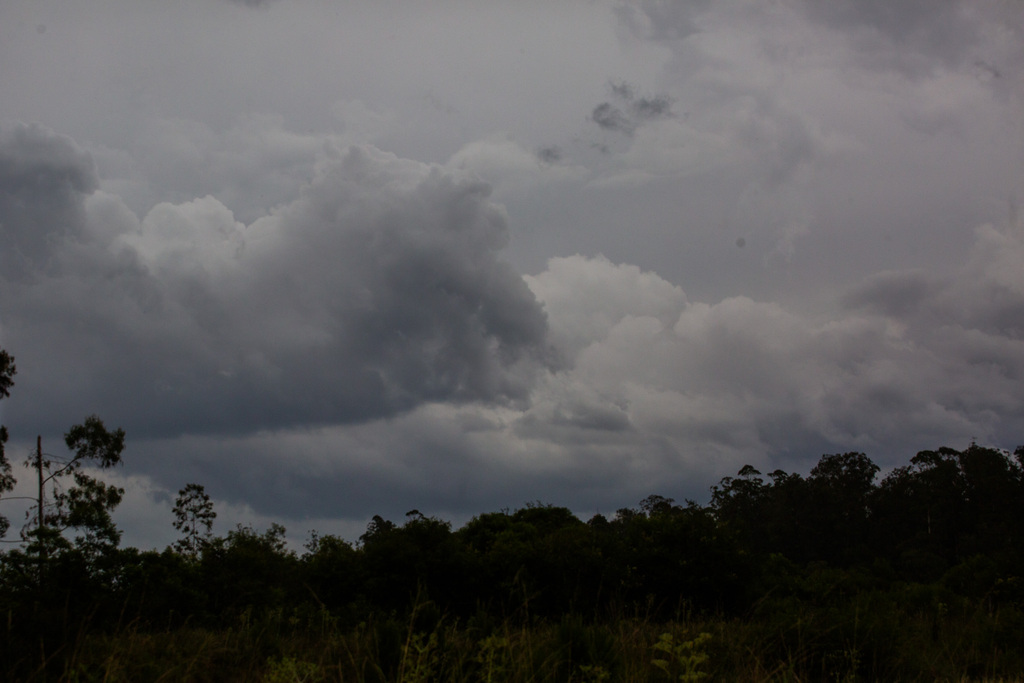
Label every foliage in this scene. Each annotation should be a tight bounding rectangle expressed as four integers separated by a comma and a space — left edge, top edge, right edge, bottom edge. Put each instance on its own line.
200, 522, 299, 623
651, 631, 711, 681
19, 415, 127, 562
0, 350, 15, 538
8, 602, 1024, 682
172, 482, 216, 558
0, 349, 14, 400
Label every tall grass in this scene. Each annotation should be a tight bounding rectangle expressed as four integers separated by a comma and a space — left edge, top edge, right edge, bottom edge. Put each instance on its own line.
14, 595, 1024, 682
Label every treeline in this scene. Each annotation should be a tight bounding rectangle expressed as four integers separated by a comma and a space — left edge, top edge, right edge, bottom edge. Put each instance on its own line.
0, 448, 1022, 676
5, 446, 1021, 627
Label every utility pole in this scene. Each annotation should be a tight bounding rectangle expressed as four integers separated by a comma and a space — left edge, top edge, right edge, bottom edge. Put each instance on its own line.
36, 435, 47, 570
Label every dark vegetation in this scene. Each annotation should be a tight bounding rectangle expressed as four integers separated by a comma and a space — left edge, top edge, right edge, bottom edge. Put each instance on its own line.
1, 347, 1023, 681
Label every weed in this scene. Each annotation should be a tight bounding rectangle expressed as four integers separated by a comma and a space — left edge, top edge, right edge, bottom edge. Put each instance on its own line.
398, 629, 440, 683
263, 656, 320, 683
578, 663, 612, 682
651, 631, 712, 682
475, 633, 512, 683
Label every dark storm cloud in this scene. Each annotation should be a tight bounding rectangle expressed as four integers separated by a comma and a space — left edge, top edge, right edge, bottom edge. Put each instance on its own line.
0, 123, 98, 281
0, 130, 556, 439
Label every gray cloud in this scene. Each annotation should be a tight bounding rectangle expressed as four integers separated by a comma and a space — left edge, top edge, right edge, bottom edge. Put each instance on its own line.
632, 96, 674, 121
591, 81, 674, 137
841, 269, 938, 318
0, 123, 98, 281
536, 146, 562, 164
789, 0, 1024, 83
527, 247, 1024, 474
798, 0, 976, 67
613, 0, 715, 43
180, 220, 1024, 526
0, 131, 555, 439
592, 102, 636, 135
610, 81, 634, 101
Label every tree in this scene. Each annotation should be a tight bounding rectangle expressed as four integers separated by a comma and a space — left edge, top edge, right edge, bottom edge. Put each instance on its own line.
172, 483, 216, 558
710, 466, 768, 548
875, 445, 1024, 565
0, 349, 13, 400
360, 513, 472, 614
200, 523, 298, 620
301, 532, 361, 613
956, 443, 1023, 556
23, 415, 126, 562
803, 452, 879, 565
0, 350, 16, 538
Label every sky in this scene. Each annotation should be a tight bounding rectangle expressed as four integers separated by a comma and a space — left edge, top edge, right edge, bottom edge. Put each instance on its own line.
1, 0, 1022, 550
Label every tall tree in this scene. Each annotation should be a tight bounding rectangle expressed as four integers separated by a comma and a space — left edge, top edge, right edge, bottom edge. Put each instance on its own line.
710, 465, 768, 551
805, 452, 879, 565
24, 415, 126, 561
172, 483, 216, 558
0, 350, 16, 539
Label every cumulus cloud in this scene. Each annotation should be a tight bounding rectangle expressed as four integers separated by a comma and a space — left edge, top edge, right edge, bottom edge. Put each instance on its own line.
184, 226, 1022, 524
518, 233, 1024, 482
526, 254, 687, 357
0, 127, 555, 438
108, 218, 1024, 528
6, 127, 1020, 531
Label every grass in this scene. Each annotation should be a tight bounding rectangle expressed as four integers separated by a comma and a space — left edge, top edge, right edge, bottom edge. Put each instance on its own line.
16, 598, 1024, 682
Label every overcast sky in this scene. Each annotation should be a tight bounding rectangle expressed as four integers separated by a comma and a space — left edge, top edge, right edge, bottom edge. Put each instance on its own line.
1, 0, 1022, 549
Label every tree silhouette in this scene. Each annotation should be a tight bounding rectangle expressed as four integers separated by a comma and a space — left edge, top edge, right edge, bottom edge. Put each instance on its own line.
0, 350, 16, 538
22, 416, 126, 562
172, 483, 216, 558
